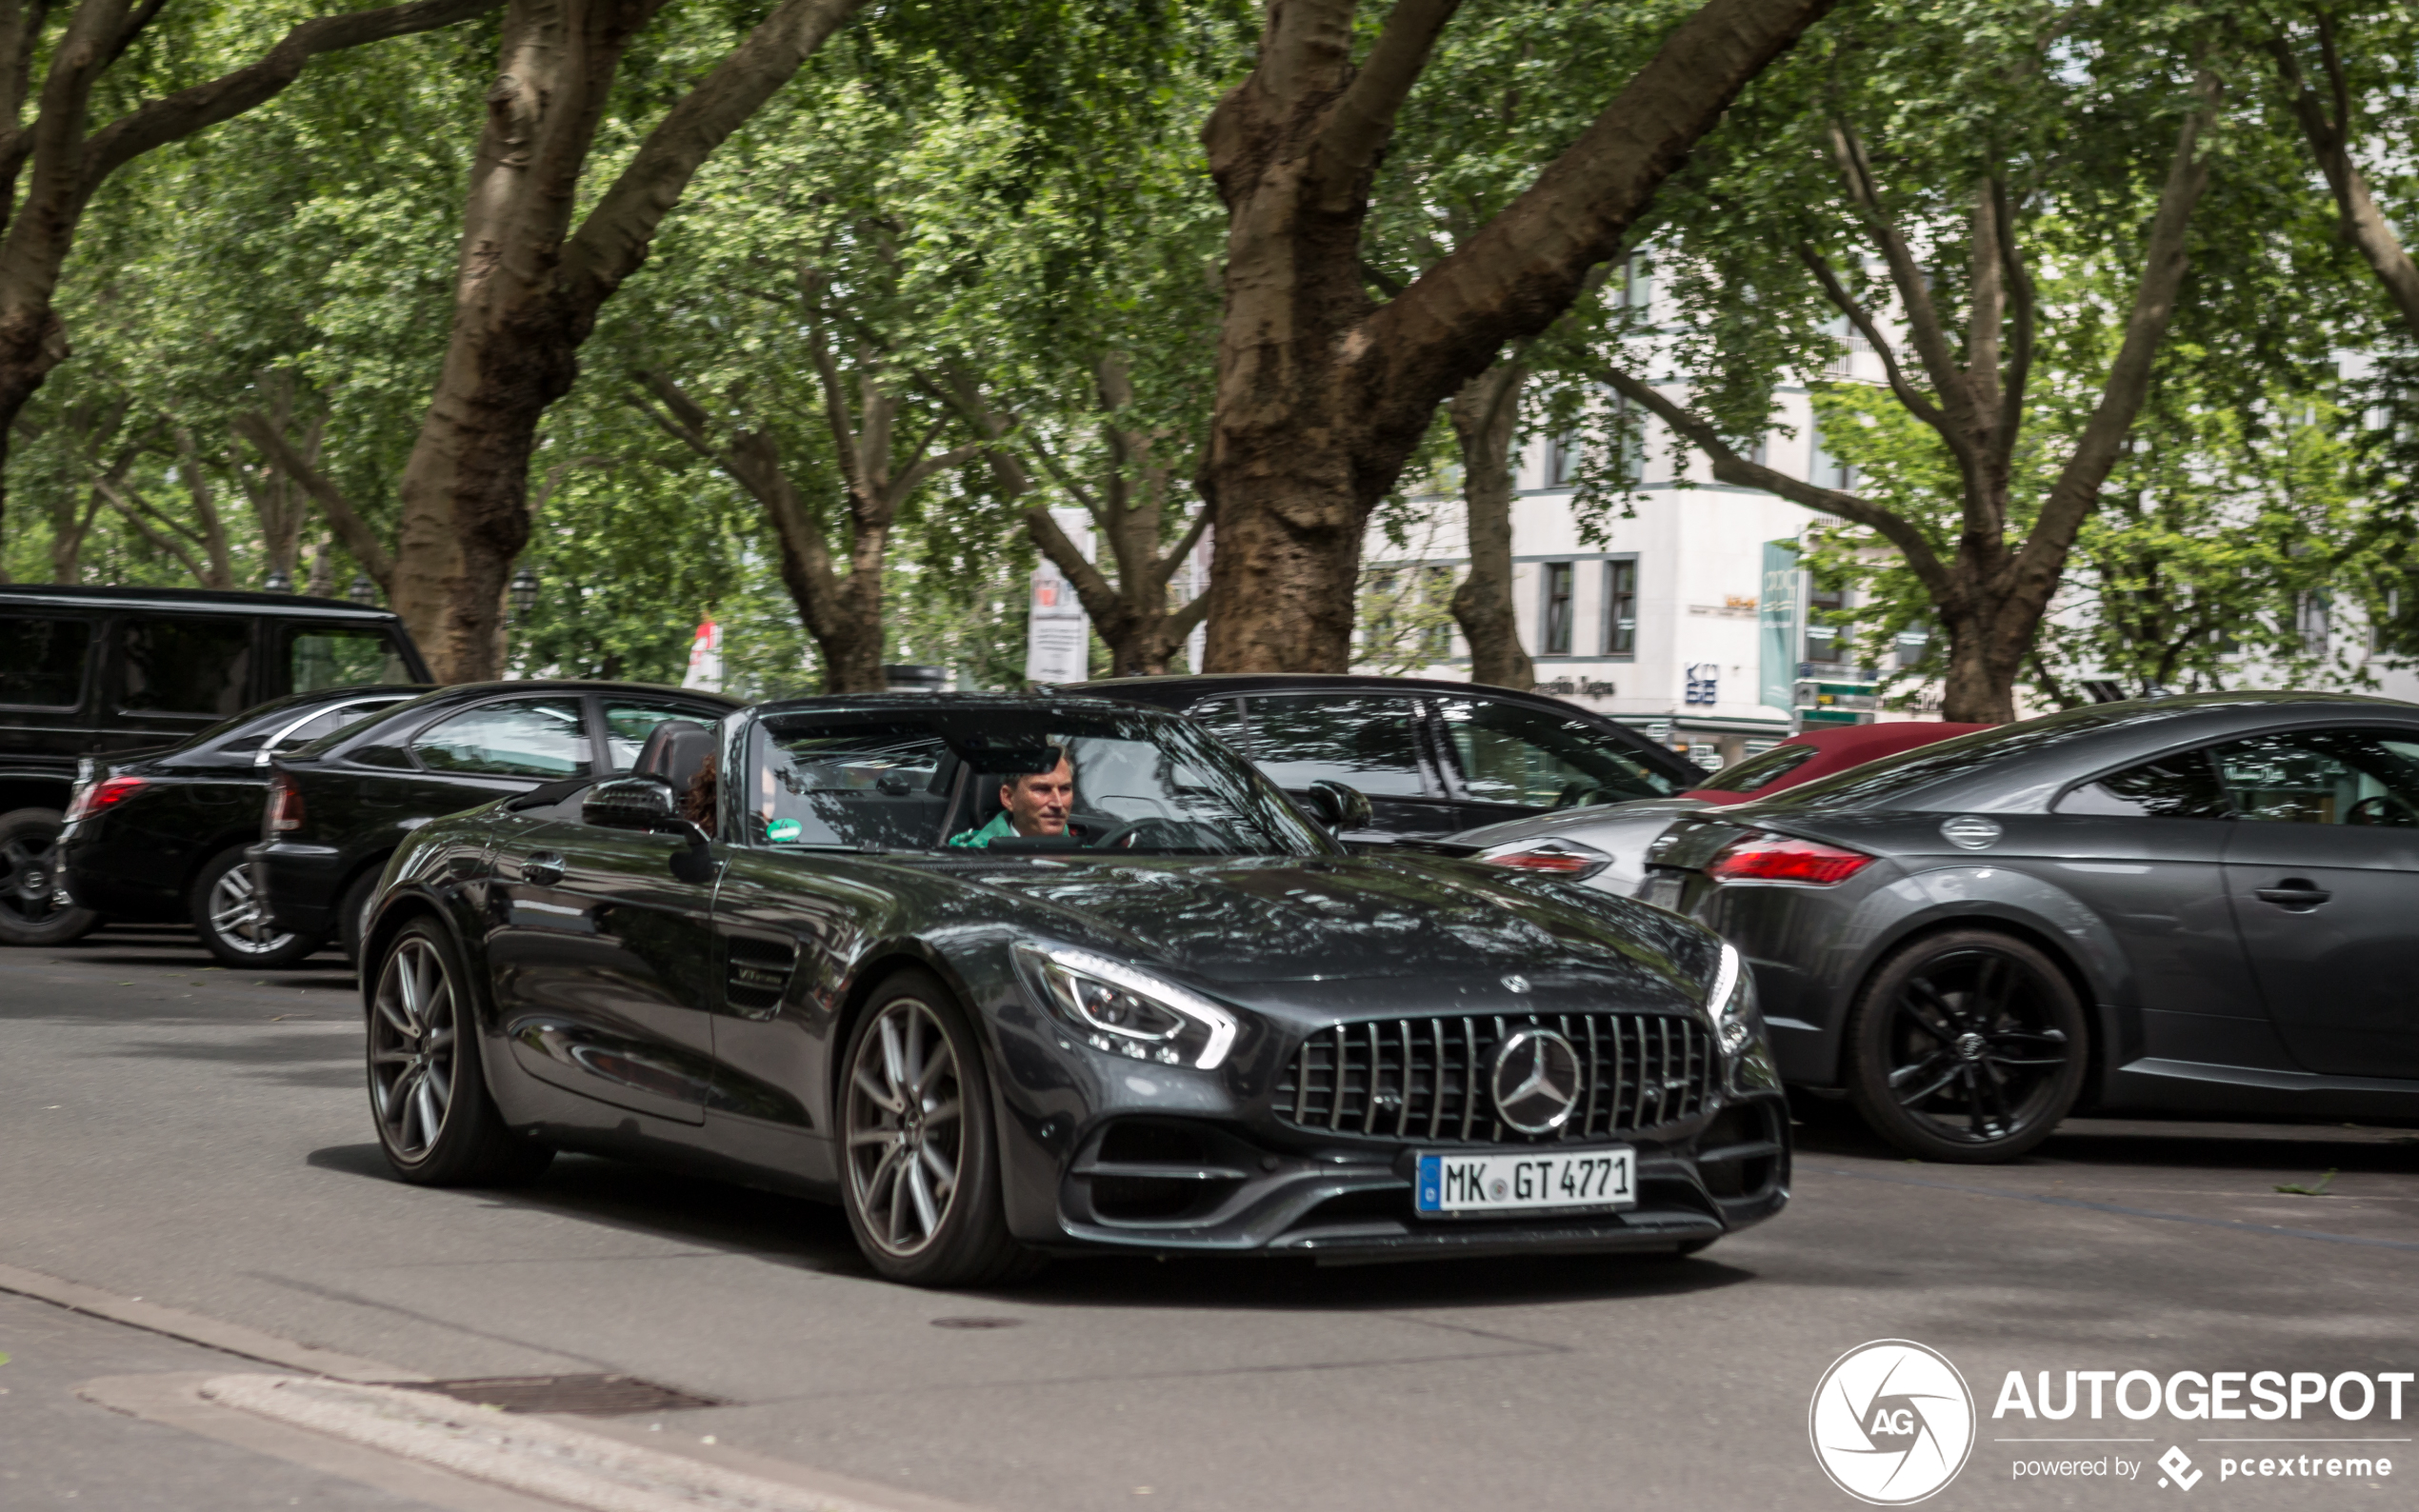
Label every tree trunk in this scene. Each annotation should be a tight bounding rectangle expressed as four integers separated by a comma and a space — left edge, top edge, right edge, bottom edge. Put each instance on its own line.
390, 0, 866, 682
1446, 357, 1531, 688
1196, 0, 1837, 671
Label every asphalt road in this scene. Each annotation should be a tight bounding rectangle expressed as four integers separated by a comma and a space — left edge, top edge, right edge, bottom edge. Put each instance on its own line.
3, 925, 2414, 1511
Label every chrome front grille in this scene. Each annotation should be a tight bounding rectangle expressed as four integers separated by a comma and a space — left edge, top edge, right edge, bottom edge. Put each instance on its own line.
1273, 1013, 1716, 1144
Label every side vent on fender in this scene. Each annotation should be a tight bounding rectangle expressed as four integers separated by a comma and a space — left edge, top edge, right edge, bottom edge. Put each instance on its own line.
724, 936, 798, 1014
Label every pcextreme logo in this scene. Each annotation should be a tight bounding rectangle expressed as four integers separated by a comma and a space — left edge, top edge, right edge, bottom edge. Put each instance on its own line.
1809, 1340, 1978, 1505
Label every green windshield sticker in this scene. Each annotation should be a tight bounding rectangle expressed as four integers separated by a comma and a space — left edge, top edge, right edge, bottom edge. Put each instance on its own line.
766, 817, 803, 844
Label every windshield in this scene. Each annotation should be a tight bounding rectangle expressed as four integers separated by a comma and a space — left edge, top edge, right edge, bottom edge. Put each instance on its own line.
747, 704, 1337, 857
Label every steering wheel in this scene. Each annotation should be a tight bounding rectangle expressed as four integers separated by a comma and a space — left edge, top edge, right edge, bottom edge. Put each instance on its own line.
1549, 780, 1606, 811
2345, 792, 2419, 826
1086, 817, 1202, 851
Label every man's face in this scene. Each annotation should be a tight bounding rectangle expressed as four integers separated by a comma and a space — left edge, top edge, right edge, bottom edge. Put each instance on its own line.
1002, 756, 1074, 837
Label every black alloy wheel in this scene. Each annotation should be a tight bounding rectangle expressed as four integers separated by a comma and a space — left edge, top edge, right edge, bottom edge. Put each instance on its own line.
0, 806, 102, 946
192, 845, 323, 968
838, 969, 1035, 1287
368, 917, 552, 1186
1845, 928, 2088, 1164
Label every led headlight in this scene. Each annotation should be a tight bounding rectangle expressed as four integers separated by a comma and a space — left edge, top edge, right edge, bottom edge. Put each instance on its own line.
1708, 942, 1761, 1056
1013, 944, 1239, 1070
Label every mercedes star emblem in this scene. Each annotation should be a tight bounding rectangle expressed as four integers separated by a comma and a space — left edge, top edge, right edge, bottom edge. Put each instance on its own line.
1490, 1027, 1583, 1134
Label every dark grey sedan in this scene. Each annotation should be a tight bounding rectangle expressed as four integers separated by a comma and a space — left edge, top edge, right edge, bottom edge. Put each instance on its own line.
1637, 692, 2419, 1162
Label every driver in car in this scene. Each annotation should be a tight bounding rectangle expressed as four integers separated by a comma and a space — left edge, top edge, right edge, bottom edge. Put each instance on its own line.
949, 747, 1074, 847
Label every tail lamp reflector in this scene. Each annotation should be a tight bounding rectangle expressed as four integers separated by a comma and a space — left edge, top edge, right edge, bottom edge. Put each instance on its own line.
65, 776, 146, 822
268, 774, 305, 832
1706, 832, 1874, 886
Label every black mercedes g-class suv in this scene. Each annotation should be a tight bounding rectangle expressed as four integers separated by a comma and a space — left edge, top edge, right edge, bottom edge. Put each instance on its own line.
0, 584, 429, 945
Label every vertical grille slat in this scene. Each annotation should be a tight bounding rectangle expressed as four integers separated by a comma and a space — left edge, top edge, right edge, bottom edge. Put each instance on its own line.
1275, 1011, 1717, 1144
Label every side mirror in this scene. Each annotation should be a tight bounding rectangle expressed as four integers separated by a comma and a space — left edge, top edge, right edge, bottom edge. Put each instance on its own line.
1300, 779, 1373, 833
584, 776, 716, 884
583, 775, 679, 831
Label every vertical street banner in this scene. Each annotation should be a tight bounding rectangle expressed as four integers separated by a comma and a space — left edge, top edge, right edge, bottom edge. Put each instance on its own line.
1025, 508, 1094, 686
1759, 540, 1800, 712
681, 619, 723, 692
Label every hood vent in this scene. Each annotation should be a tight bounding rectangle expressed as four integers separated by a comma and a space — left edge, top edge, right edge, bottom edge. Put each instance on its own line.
724, 935, 797, 1014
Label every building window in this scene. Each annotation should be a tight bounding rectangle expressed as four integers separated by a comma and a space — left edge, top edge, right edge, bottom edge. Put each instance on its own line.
1547, 431, 1579, 487
1602, 558, 1637, 659
1810, 424, 1857, 492
1806, 582, 1849, 665
1540, 562, 1574, 656
1892, 627, 1929, 670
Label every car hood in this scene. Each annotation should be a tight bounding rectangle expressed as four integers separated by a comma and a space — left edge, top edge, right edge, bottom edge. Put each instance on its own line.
939, 852, 1717, 1000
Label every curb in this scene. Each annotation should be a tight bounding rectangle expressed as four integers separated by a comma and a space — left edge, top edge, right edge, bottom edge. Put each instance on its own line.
0, 1260, 423, 1381
199, 1373, 891, 1512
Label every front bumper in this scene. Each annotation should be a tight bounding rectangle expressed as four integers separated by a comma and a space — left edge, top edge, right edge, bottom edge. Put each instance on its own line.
250, 839, 348, 935
1030, 1099, 1789, 1260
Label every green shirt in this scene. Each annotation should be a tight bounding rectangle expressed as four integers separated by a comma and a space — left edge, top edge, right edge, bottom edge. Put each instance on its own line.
947, 811, 1018, 848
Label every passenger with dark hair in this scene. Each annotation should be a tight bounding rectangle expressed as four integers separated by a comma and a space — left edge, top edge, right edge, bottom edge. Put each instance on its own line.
949, 746, 1073, 846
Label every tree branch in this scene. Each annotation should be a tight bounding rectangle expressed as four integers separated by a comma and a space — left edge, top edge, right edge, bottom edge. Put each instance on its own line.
2265, 33, 2419, 339
1310, 0, 1462, 203
557, 0, 869, 308
231, 409, 395, 588
77, 0, 506, 195
2009, 70, 2222, 602
1794, 243, 1949, 430
1596, 362, 1955, 602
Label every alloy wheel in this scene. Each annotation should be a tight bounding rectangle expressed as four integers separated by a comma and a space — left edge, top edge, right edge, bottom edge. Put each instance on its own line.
370, 936, 459, 1161
0, 827, 68, 926
844, 998, 966, 1258
1880, 946, 2070, 1146
206, 863, 295, 957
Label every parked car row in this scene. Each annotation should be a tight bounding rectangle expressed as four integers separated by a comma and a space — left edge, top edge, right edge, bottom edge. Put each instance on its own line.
10, 587, 2412, 1283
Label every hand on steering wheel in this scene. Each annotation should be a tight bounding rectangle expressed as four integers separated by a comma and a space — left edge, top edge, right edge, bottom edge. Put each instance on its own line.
2345, 792, 2419, 826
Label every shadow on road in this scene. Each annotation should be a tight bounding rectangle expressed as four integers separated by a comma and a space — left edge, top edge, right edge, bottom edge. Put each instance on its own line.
303, 1142, 1756, 1312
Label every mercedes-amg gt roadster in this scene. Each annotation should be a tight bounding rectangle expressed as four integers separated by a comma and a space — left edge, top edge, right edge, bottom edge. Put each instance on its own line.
357, 695, 1787, 1285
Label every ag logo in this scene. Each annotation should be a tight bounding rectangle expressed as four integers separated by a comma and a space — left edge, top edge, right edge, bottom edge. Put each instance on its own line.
1809, 1340, 1975, 1504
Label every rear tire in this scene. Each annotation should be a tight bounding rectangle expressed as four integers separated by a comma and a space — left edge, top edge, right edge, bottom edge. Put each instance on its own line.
0, 807, 102, 946
837, 969, 1035, 1287
191, 845, 324, 967
1844, 928, 2088, 1164
368, 917, 552, 1186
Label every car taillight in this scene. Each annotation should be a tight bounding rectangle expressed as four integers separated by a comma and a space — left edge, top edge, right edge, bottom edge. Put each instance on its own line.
65, 776, 146, 823
1706, 831, 1875, 886
1479, 838, 1612, 880
267, 773, 305, 833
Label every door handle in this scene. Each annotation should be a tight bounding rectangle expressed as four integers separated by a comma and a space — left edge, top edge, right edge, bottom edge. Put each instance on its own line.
2254, 878, 2331, 911
521, 851, 566, 885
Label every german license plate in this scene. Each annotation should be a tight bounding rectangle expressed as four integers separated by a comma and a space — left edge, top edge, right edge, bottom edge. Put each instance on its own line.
1415, 1147, 1635, 1216
1639, 874, 1684, 911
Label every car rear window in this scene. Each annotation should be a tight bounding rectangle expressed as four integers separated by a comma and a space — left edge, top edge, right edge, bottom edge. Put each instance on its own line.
1234, 694, 1429, 796
0, 615, 90, 708
118, 617, 251, 715
1749, 703, 2169, 811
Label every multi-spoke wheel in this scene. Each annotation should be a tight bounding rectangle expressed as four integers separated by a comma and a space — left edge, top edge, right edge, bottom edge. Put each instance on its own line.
1845, 929, 2088, 1164
838, 970, 1034, 1286
191, 846, 322, 967
367, 918, 551, 1185
0, 806, 101, 947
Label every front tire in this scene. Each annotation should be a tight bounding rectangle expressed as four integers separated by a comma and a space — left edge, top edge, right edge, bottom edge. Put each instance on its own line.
369, 918, 552, 1186
838, 970, 1032, 1287
0, 807, 102, 946
192, 845, 324, 967
1845, 928, 2088, 1164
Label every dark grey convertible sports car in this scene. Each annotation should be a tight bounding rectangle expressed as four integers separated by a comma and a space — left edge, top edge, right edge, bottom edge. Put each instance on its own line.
359, 694, 1786, 1285
1638, 692, 2419, 1164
